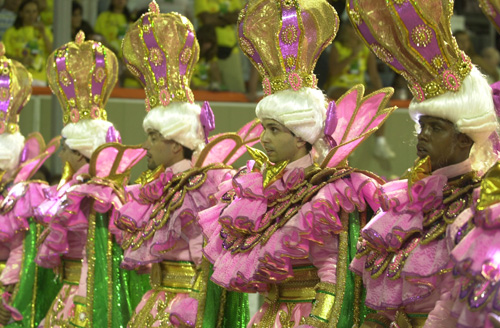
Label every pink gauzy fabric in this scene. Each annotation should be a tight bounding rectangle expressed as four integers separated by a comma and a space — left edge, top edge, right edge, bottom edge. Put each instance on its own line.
35, 162, 127, 328
114, 159, 232, 327
199, 155, 381, 327
350, 160, 474, 326
448, 186, 500, 328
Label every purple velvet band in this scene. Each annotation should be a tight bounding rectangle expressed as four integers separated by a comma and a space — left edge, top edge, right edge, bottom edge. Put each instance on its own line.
179, 29, 195, 76
55, 46, 77, 105
200, 101, 215, 144
393, 1, 442, 69
142, 15, 167, 86
491, 81, 500, 117
91, 42, 106, 104
0, 62, 10, 117
279, 3, 301, 72
324, 100, 338, 148
106, 126, 122, 143
19, 146, 28, 163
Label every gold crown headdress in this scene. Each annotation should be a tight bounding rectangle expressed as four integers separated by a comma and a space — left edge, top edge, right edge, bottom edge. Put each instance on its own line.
0, 42, 32, 134
347, 0, 472, 102
478, 0, 500, 34
122, 1, 200, 111
238, 0, 339, 96
47, 31, 118, 125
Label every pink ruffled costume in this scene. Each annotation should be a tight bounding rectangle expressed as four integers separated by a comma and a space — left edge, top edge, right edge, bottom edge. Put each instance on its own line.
34, 164, 91, 327
350, 159, 479, 327
446, 162, 500, 328
116, 159, 233, 327
200, 154, 382, 328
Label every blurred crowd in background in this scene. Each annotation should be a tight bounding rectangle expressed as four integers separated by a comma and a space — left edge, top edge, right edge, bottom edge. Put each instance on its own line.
0, 0, 498, 101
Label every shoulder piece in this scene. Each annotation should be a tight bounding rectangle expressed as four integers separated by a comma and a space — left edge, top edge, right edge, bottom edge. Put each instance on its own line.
194, 119, 263, 167
320, 85, 395, 168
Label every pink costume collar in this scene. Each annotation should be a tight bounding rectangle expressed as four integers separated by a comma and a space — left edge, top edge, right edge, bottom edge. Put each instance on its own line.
285, 154, 314, 171
168, 159, 192, 174
432, 158, 472, 179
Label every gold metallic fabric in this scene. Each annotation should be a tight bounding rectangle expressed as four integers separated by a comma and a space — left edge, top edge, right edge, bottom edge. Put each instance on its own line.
0, 42, 32, 134
46, 31, 118, 125
150, 261, 197, 293
62, 259, 82, 285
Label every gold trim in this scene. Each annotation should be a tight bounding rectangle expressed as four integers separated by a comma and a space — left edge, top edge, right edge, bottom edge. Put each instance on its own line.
330, 210, 349, 326
149, 261, 196, 293
85, 207, 96, 325
62, 260, 82, 284
194, 257, 210, 328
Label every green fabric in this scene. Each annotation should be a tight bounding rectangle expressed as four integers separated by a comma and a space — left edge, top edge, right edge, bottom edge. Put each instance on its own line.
91, 212, 133, 327
124, 269, 150, 311
359, 208, 377, 325
336, 212, 359, 328
202, 266, 249, 328
6, 220, 60, 328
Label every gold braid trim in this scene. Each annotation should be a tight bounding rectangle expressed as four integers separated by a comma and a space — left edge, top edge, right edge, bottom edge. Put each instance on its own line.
304, 282, 336, 327
304, 210, 350, 327
85, 206, 96, 325
363, 313, 392, 327
194, 257, 210, 328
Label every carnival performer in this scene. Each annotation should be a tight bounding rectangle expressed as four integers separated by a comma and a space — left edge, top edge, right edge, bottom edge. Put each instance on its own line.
443, 2, 500, 327
198, 0, 396, 327
35, 31, 146, 327
0, 41, 60, 327
116, 2, 255, 327
346, 0, 499, 327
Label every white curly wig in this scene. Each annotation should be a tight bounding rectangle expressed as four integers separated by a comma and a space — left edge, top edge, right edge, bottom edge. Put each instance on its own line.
409, 66, 499, 174
61, 119, 115, 159
256, 87, 328, 149
0, 131, 25, 173
143, 102, 205, 156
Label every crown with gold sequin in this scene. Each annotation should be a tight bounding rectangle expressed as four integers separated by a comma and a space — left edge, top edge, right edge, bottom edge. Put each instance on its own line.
238, 0, 339, 96
347, 0, 472, 102
122, 1, 200, 111
478, 0, 500, 34
46, 31, 118, 125
0, 42, 32, 134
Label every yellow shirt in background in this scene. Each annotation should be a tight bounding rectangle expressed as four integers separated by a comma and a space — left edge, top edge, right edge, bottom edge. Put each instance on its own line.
3, 25, 53, 84
94, 11, 128, 56
194, 0, 242, 48
327, 42, 370, 89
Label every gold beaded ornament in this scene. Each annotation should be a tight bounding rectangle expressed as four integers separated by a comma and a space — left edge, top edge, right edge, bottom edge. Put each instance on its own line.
238, 0, 339, 96
121, 1, 200, 112
46, 31, 118, 125
347, 0, 472, 102
0, 42, 32, 134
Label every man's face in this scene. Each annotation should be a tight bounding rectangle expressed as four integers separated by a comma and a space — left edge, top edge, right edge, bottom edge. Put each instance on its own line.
416, 116, 468, 171
260, 118, 303, 163
142, 129, 178, 170
59, 139, 84, 171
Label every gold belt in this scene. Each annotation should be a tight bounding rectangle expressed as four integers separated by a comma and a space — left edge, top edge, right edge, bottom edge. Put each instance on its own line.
391, 311, 428, 328
62, 259, 82, 285
150, 261, 197, 293
266, 266, 320, 303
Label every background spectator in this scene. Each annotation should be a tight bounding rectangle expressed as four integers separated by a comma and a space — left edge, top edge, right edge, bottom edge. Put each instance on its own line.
3, 0, 52, 85
0, 0, 20, 40
482, 46, 500, 84
192, 25, 222, 91
129, 0, 194, 22
195, 0, 245, 93
94, 0, 131, 57
455, 29, 500, 82
71, 1, 95, 40
326, 22, 395, 160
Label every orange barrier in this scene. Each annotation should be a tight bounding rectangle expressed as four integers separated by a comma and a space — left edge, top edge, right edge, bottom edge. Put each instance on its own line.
33, 86, 411, 107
